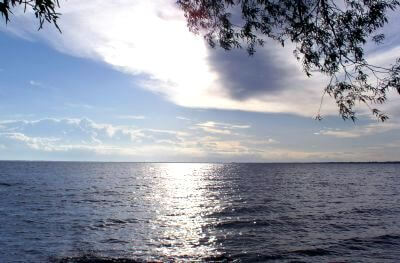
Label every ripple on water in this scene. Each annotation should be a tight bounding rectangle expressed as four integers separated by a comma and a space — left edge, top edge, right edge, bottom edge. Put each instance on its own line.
1, 162, 400, 262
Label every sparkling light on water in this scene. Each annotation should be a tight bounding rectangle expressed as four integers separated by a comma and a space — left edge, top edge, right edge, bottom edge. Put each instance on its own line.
148, 163, 220, 259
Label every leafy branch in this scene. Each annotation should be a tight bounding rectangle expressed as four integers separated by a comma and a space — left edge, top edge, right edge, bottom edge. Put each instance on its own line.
0, 0, 61, 31
178, 0, 400, 121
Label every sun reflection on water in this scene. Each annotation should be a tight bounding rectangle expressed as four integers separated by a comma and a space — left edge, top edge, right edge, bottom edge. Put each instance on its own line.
148, 163, 221, 259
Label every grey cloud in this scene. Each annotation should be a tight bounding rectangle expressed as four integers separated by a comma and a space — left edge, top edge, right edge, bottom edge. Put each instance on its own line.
208, 47, 295, 100
206, 11, 400, 104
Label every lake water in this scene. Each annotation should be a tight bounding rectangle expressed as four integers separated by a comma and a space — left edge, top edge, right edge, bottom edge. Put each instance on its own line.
1, 162, 400, 262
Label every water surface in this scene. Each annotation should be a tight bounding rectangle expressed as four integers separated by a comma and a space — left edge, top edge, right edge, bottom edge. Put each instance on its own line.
1, 162, 400, 262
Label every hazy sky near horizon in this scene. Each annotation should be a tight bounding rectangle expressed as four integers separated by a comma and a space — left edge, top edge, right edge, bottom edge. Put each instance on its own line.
1, 0, 400, 162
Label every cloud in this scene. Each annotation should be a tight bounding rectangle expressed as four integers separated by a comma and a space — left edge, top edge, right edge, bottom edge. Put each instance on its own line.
0, 117, 284, 161
1, 0, 342, 117
0, 118, 188, 147
317, 122, 400, 138
246, 138, 279, 145
176, 116, 191, 121
208, 48, 299, 100
29, 80, 42, 87
195, 126, 232, 135
255, 148, 394, 162
0, 118, 187, 158
117, 115, 146, 120
2, 132, 60, 151
0, 117, 399, 162
197, 121, 250, 129
193, 121, 251, 135
65, 103, 94, 109
3, 2, 400, 119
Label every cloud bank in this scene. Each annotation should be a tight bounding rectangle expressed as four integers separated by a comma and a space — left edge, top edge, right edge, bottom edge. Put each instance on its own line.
1, 118, 399, 162
2, 0, 346, 117
0, 118, 276, 161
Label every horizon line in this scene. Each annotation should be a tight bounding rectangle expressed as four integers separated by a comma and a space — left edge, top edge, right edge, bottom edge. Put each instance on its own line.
0, 160, 399, 164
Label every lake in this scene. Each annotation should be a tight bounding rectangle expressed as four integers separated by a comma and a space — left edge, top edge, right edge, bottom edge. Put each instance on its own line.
1, 162, 400, 262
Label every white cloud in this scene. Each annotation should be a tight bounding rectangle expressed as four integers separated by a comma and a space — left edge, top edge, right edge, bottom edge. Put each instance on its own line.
246, 138, 279, 145
2, 0, 342, 117
195, 126, 232, 135
318, 122, 400, 138
193, 120, 251, 135
3, 132, 59, 151
197, 121, 250, 129
29, 80, 42, 87
0, 117, 286, 161
117, 115, 146, 120
65, 103, 94, 109
0, 117, 399, 161
0, 118, 188, 157
176, 116, 191, 121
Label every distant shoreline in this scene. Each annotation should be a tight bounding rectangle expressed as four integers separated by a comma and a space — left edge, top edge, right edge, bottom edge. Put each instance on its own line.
0, 160, 399, 164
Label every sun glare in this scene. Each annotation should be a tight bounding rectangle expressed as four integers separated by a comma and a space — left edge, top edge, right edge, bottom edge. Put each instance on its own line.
149, 163, 220, 258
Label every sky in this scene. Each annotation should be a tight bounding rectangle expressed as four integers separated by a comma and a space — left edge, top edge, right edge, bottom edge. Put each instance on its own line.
0, 0, 400, 162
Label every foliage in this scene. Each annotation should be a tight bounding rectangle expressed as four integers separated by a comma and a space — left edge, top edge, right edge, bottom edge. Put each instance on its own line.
177, 0, 400, 121
0, 0, 60, 31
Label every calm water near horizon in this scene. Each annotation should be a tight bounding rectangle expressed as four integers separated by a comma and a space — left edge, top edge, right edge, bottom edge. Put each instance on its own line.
1, 162, 400, 262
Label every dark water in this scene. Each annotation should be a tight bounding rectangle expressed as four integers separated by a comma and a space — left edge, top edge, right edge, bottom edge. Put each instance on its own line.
1, 162, 400, 262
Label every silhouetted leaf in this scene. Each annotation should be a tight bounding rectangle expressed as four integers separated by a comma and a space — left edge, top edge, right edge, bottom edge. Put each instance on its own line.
177, 0, 400, 121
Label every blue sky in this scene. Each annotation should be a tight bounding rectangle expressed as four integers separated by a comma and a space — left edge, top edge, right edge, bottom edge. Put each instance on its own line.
0, 0, 400, 162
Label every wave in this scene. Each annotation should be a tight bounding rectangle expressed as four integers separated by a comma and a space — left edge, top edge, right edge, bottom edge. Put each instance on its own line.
51, 255, 141, 263
341, 234, 400, 248
291, 248, 332, 256
51, 254, 235, 263
206, 204, 278, 218
212, 219, 283, 229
